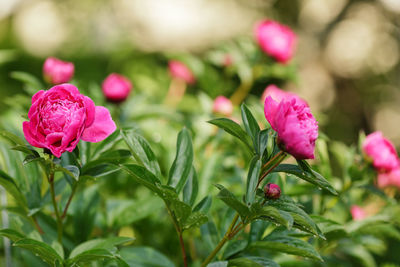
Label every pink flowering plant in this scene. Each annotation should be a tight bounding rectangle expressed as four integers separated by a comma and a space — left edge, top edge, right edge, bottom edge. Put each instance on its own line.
0, 16, 400, 267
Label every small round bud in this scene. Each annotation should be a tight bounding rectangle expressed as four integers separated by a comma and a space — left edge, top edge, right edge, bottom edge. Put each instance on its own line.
264, 183, 281, 199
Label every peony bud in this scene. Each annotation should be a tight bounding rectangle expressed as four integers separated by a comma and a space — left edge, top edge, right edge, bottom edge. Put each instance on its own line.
213, 96, 233, 117
168, 60, 195, 85
377, 167, 400, 189
43, 57, 74, 84
261, 84, 307, 106
264, 183, 281, 199
350, 205, 366, 221
102, 73, 133, 103
362, 132, 399, 172
264, 95, 318, 160
255, 20, 297, 64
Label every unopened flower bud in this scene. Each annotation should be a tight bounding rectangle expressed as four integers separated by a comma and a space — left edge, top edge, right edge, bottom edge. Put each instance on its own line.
102, 73, 132, 103
264, 183, 281, 199
213, 96, 233, 117
43, 57, 74, 84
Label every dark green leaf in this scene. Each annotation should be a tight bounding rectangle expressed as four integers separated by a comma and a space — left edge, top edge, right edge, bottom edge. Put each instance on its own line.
66, 249, 114, 266
93, 130, 121, 157
223, 239, 247, 259
11, 145, 40, 156
272, 164, 337, 195
183, 166, 199, 206
228, 257, 279, 267
0, 228, 25, 242
55, 165, 80, 181
120, 164, 161, 195
0, 169, 28, 209
23, 154, 44, 165
159, 185, 192, 227
245, 157, 262, 205
257, 129, 269, 156
249, 203, 293, 229
121, 130, 161, 178
208, 118, 253, 151
168, 128, 194, 193
193, 196, 212, 213
119, 247, 175, 267
252, 236, 322, 261
215, 184, 250, 218
241, 104, 260, 149
13, 238, 64, 266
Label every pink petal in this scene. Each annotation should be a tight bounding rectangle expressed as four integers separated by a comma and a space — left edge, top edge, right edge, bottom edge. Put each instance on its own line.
264, 96, 279, 130
80, 106, 116, 143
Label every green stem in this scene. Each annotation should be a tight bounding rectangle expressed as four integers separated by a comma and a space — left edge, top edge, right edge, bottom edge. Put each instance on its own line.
61, 183, 78, 220
201, 214, 239, 267
257, 151, 287, 188
49, 171, 63, 243
165, 205, 188, 267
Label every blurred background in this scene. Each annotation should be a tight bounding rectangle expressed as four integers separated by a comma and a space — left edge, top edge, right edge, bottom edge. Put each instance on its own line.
0, 0, 400, 145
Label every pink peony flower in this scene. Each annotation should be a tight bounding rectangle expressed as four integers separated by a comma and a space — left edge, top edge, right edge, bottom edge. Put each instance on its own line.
102, 73, 133, 103
377, 167, 400, 189
168, 60, 195, 85
213, 96, 233, 117
350, 205, 367, 221
43, 57, 74, 84
264, 183, 281, 199
261, 84, 307, 106
264, 96, 318, 159
362, 132, 399, 172
255, 20, 297, 64
23, 84, 116, 158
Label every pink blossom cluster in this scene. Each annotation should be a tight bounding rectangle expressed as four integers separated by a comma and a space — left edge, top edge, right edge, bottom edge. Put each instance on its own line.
362, 132, 400, 189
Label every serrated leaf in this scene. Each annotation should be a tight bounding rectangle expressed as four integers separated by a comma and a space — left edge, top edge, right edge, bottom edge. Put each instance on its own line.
208, 118, 252, 152
252, 236, 322, 261
183, 166, 198, 206
241, 104, 260, 150
245, 157, 262, 205
272, 164, 337, 195
121, 130, 161, 178
13, 238, 64, 266
215, 184, 250, 218
168, 128, 193, 193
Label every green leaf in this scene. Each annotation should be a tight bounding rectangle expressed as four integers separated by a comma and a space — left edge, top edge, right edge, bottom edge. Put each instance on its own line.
119, 247, 175, 267
241, 104, 260, 149
228, 257, 279, 267
310, 215, 346, 237
215, 184, 250, 218
168, 128, 194, 193
10, 71, 43, 93
249, 203, 293, 229
159, 185, 192, 227
22, 154, 44, 165
183, 166, 198, 206
183, 211, 208, 230
82, 149, 130, 175
252, 236, 322, 261
0, 169, 28, 209
121, 130, 161, 178
0, 130, 26, 146
66, 249, 114, 266
69, 237, 133, 259
257, 129, 269, 156
55, 165, 80, 181
193, 196, 212, 213
245, 157, 262, 205
11, 145, 40, 156
208, 262, 228, 267
13, 238, 64, 266
208, 118, 253, 151
272, 164, 337, 195
223, 239, 247, 259
267, 197, 323, 238
93, 130, 121, 157
120, 164, 161, 195
0, 228, 25, 242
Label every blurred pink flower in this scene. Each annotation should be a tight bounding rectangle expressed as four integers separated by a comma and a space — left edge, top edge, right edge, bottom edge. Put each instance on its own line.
23, 84, 116, 158
223, 54, 233, 67
213, 96, 233, 117
350, 205, 367, 221
168, 60, 195, 84
264, 96, 318, 159
264, 183, 281, 199
261, 84, 307, 106
102, 73, 133, 103
43, 57, 74, 84
362, 132, 399, 172
255, 20, 297, 64
377, 167, 400, 189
